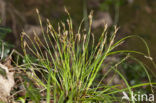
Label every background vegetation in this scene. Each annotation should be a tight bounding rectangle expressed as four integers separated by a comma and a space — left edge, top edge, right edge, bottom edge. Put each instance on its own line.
0, 0, 156, 102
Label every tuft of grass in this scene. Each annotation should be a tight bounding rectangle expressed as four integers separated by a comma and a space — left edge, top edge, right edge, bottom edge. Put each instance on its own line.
16, 9, 155, 103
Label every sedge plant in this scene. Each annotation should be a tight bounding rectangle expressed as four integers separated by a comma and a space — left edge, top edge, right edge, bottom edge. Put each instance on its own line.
17, 9, 155, 103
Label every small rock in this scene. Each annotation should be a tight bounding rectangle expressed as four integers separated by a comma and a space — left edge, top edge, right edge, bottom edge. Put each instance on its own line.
92, 12, 112, 29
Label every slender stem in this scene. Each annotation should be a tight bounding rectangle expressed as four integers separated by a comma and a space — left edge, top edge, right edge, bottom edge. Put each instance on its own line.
83, 0, 89, 31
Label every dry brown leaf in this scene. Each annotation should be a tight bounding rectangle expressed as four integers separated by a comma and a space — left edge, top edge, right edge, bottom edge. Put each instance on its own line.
0, 63, 15, 102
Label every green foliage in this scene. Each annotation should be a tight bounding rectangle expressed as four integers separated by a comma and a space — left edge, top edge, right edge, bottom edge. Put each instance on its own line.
100, 0, 125, 11
0, 26, 11, 38
123, 62, 147, 85
16, 97, 25, 103
25, 82, 41, 103
0, 25, 13, 60
0, 67, 7, 79
17, 9, 155, 103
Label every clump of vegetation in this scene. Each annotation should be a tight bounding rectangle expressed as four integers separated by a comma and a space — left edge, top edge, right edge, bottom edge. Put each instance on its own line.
0, 26, 12, 60
13, 9, 155, 103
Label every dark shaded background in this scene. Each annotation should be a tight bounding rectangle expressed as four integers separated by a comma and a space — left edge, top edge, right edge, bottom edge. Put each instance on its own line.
0, 0, 156, 74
